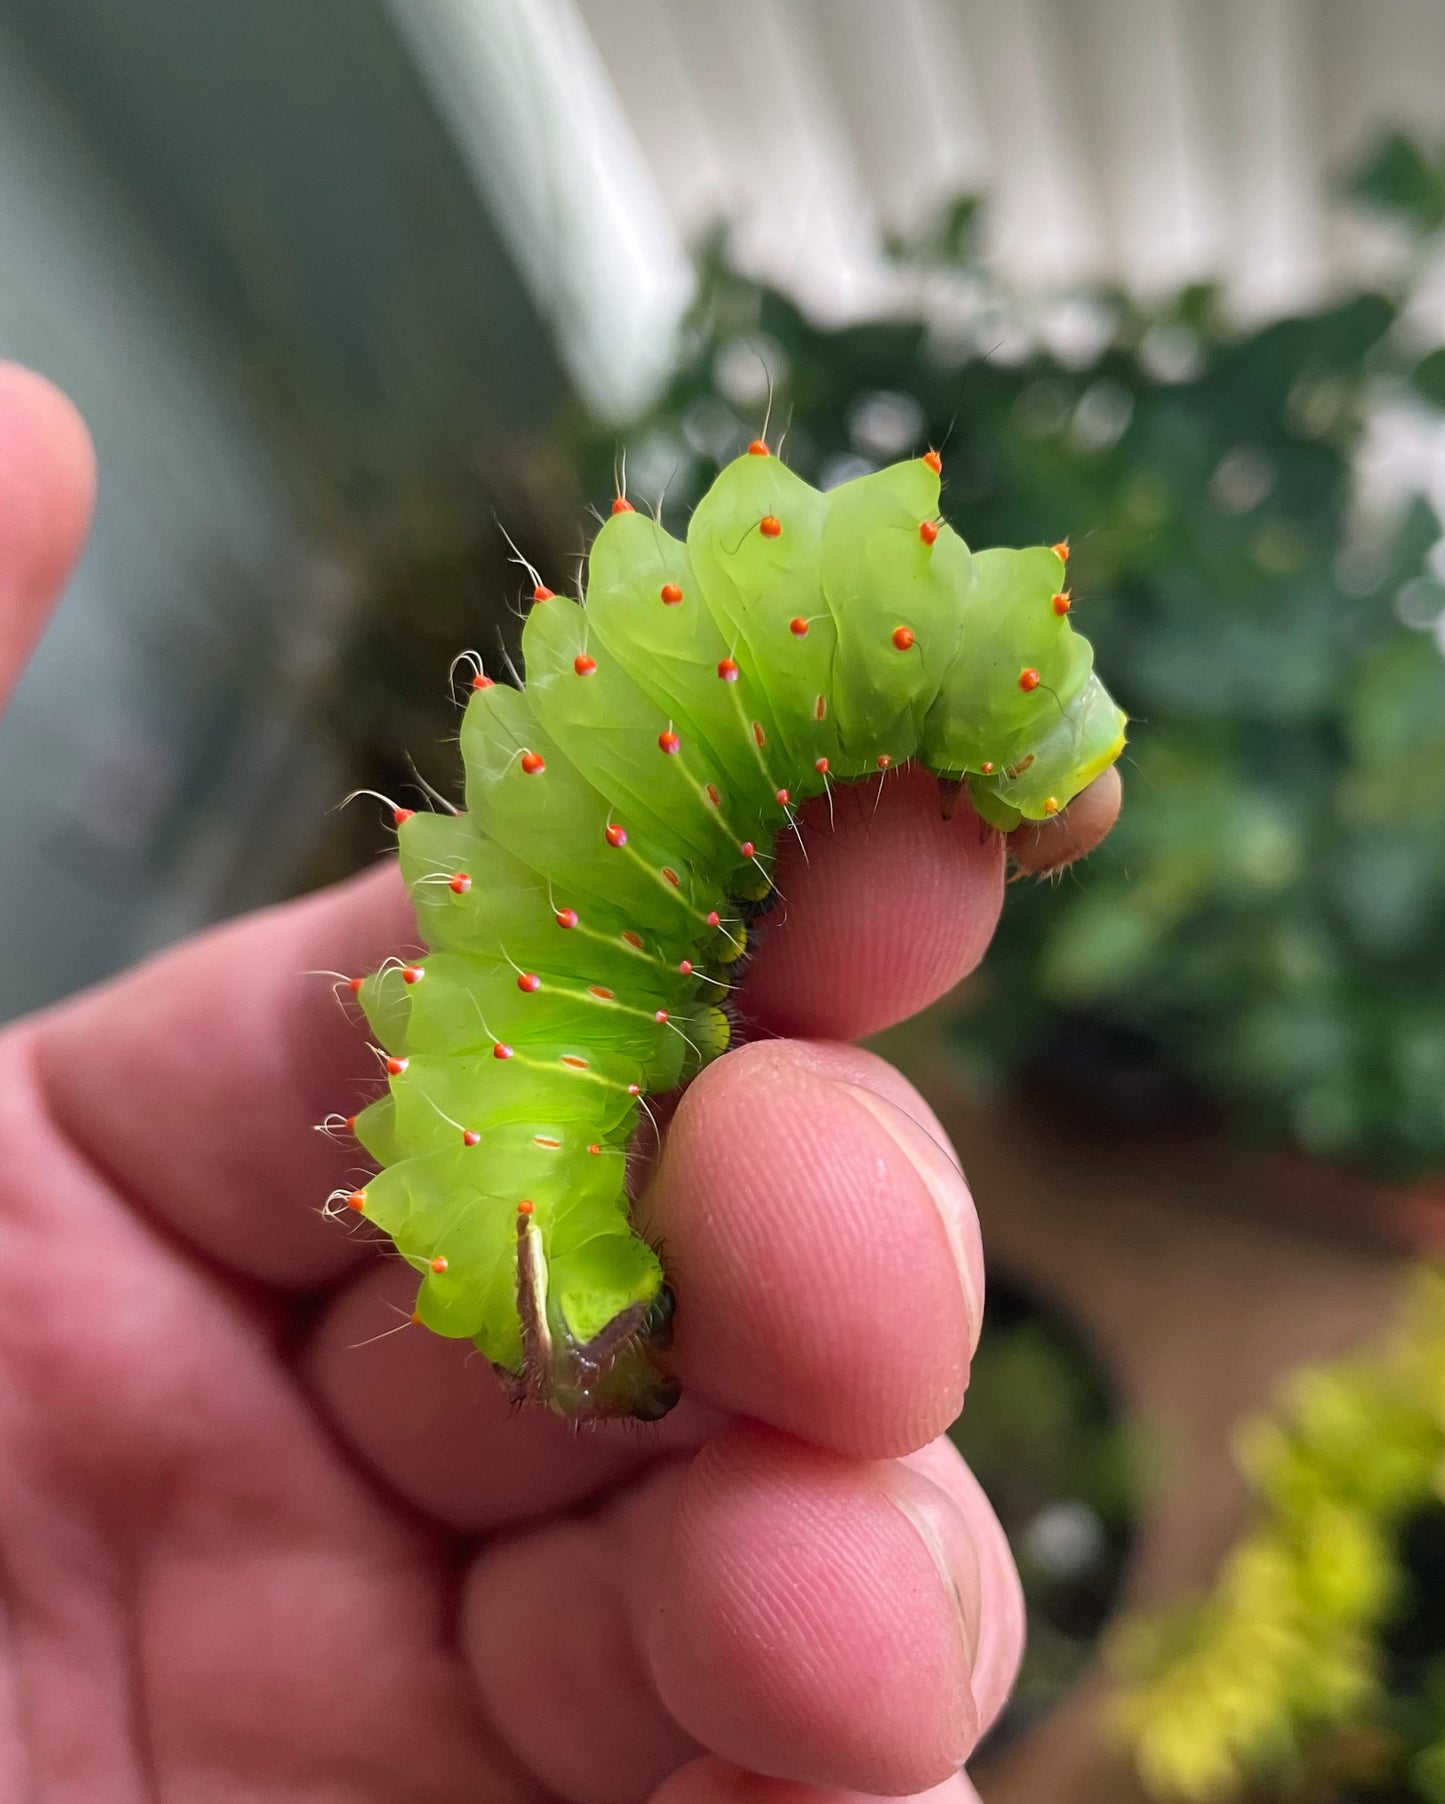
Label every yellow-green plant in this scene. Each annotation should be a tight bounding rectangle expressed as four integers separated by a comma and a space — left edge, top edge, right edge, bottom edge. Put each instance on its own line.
1116, 1268, 1445, 1801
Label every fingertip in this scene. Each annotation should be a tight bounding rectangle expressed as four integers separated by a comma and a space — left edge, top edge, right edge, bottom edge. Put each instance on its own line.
642, 1040, 977, 1456
1007, 765, 1122, 874
647, 1423, 982, 1794
0, 362, 96, 705
742, 765, 1005, 1041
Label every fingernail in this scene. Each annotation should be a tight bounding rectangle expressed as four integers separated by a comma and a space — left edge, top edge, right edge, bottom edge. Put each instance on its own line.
877, 1462, 983, 1756
840, 1083, 983, 1354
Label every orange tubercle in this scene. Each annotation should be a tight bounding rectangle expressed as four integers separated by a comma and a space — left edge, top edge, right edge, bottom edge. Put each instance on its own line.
1052, 591, 1071, 617
923, 449, 942, 475
759, 515, 782, 538
611, 498, 634, 516
1018, 668, 1041, 693
658, 729, 681, 755
748, 438, 769, 456
516, 972, 540, 993
604, 823, 628, 848
919, 520, 939, 546
892, 625, 914, 651
660, 582, 683, 605
573, 653, 597, 675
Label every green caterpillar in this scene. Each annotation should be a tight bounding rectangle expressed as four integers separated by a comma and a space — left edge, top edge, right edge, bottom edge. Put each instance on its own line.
337, 445, 1126, 1420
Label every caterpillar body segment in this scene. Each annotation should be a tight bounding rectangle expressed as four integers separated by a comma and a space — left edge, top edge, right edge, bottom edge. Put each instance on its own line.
343, 450, 1128, 1419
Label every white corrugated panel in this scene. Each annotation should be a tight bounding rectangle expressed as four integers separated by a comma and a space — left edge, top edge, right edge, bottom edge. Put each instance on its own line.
570, 0, 1445, 327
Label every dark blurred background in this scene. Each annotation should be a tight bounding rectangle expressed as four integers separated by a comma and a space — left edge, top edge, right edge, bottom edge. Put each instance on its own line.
1, 4, 1443, 1799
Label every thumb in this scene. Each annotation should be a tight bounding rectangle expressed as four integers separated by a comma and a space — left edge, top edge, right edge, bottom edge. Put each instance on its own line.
0, 362, 95, 714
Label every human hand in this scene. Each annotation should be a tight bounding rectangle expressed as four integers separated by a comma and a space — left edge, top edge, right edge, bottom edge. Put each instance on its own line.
0, 362, 1114, 1804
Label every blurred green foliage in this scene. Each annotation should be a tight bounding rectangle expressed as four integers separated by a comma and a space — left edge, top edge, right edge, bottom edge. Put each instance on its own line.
1116, 1264, 1445, 1803
598, 135, 1445, 1179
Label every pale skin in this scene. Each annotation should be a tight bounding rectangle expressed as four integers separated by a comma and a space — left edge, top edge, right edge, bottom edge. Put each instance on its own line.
0, 363, 1119, 1804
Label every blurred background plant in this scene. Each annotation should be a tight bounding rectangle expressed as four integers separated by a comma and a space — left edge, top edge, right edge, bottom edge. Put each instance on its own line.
1116, 1263, 1445, 1804
582, 133, 1445, 1182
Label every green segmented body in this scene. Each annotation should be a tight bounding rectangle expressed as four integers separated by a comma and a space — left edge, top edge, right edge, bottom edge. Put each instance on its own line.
345, 449, 1127, 1419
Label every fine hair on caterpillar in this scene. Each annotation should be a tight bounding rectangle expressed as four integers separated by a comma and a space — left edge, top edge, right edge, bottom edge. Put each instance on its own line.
330, 443, 1127, 1421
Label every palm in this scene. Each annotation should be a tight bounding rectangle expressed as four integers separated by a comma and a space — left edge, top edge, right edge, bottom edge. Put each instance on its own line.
1, 1069, 504, 1799
0, 363, 1117, 1804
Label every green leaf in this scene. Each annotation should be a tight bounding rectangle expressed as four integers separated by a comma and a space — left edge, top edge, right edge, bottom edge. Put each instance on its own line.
1410, 347, 1445, 410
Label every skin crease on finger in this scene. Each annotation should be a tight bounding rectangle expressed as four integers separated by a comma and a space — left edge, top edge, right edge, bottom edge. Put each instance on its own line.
649, 1756, 984, 1804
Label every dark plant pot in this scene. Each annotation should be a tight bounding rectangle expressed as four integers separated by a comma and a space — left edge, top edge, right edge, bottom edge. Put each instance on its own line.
949, 1276, 1140, 1765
